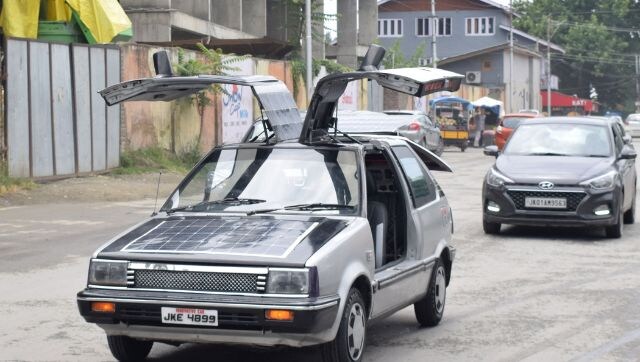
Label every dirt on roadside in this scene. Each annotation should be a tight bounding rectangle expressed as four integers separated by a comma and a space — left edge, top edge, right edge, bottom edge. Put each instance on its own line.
0, 172, 186, 207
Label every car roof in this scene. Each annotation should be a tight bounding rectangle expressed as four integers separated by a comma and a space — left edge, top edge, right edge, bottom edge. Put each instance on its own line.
524, 117, 615, 126
503, 113, 537, 118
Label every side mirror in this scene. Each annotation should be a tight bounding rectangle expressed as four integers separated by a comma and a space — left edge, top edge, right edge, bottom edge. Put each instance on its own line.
153, 51, 173, 77
484, 145, 499, 157
623, 134, 632, 144
619, 145, 637, 160
358, 44, 386, 71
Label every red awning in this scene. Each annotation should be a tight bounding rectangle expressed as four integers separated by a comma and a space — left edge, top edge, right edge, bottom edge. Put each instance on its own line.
541, 91, 593, 112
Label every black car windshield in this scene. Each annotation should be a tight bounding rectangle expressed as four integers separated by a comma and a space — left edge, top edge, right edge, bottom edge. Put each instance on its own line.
162, 147, 360, 214
504, 123, 612, 157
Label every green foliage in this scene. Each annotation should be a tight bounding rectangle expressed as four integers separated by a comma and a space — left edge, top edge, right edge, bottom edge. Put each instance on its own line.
114, 147, 201, 175
0, 161, 36, 195
382, 40, 427, 69
513, 0, 638, 113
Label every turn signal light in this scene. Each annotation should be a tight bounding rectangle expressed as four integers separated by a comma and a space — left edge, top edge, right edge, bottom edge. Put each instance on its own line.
265, 309, 294, 321
91, 302, 116, 313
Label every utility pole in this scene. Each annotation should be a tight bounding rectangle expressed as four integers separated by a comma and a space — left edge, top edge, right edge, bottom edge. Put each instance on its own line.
509, 0, 514, 113
546, 17, 552, 116
305, 0, 313, 100
431, 0, 437, 68
636, 54, 640, 113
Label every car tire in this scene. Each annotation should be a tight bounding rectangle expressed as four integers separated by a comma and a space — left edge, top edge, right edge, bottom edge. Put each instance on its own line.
623, 193, 635, 224
605, 208, 623, 238
436, 138, 445, 156
414, 258, 447, 327
107, 335, 153, 362
321, 288, 367, 362
483, 218, 501, 234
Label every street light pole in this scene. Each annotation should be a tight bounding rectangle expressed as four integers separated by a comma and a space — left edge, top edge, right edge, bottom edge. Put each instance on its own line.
546, 17, 552, 116
431, 0, 437, 68
305, 0, 313, 100
509, 0, 514, 113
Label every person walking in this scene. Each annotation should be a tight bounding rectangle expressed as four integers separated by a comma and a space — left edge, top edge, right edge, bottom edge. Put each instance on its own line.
473, 108, 486, 147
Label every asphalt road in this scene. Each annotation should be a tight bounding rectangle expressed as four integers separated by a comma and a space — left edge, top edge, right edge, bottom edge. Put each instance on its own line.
1, 146, 639, 361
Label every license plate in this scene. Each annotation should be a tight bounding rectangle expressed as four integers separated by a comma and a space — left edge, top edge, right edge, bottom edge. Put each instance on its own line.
524, 197, 567, 209
161, 307, 218, 326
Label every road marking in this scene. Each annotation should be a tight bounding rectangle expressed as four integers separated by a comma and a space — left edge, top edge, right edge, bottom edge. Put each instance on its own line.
571, 327, 640, 362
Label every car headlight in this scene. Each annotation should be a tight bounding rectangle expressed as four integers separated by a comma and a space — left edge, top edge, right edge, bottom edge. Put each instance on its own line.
267, 268, 310, 295
88, 259, 129, 286
485, 168, 514, 187
580, 170, 617, 190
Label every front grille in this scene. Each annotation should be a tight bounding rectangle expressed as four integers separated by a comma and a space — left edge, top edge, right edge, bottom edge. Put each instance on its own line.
507, 190, 586, 211
133, 270, 266, 294
118, 306, 260, 328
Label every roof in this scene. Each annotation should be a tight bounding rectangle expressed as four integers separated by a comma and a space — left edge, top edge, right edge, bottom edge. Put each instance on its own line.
438, 43, 541, 66
499, 25, 565, 54
540, 91, 595, 112
377, 0, 517, 15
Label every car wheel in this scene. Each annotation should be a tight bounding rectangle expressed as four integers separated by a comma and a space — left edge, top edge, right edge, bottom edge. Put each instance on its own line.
107, 335, 153, 362
321, 288, 367, 362
605, 208, 623, 238
436, 138, 445, 156
414, 258, 447, 327
483, 218, 501, 234
623, 192, 636, 224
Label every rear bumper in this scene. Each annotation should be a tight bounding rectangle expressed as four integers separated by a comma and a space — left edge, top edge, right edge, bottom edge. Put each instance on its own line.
77, 288, 340, 347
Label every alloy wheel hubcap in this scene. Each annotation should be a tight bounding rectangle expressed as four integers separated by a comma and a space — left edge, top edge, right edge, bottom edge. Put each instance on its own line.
435, 266, 446, 313
347, 303, 365, 360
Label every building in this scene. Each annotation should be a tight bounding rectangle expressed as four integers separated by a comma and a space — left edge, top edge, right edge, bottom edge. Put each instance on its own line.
376, 0, 564, 112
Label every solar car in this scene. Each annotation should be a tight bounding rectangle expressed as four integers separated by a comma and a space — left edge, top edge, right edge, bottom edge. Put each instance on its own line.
77, 46, 461, 362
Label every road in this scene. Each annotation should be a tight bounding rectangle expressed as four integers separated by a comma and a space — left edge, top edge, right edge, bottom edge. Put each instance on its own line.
1, 146, 639, 361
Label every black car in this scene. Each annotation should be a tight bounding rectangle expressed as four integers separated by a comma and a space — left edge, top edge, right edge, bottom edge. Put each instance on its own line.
482, 117, 637, 238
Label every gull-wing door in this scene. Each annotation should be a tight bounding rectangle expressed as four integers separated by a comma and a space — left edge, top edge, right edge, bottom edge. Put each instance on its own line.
299, 49, 464, 143
99, 51, 302, 141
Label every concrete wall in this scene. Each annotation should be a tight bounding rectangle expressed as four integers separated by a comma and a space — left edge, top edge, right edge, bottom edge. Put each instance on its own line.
439, 50, 505, 88
505, 51, 541, 112
377, 9, 509, 60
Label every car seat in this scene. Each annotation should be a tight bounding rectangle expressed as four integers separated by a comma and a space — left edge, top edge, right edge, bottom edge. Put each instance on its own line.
366, 170, 387, 268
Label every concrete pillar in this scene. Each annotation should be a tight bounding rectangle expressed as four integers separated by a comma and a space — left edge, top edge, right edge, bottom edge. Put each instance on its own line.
127, 12, 172, 43
312, 0, 325, 59
120, 0, 170, 8
242, 0, 267, 37
212, 0, 243, 31
336, 0, 358, 69
172, 0, 211, 22
358, 0, 377, 46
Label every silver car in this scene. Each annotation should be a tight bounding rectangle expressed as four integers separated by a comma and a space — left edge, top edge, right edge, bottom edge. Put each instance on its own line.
77, 47, 461, 362
625, 113, 640, 137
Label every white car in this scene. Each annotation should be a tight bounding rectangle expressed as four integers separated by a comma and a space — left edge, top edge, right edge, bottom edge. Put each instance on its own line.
625, 113, 640, 137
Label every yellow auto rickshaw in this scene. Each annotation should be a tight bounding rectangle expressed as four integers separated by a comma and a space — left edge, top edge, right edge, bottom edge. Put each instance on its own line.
429, 96, 472, 151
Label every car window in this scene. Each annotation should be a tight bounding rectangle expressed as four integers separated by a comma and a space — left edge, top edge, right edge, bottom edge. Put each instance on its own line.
612, 125, 624, 153
502, 117, 528, 128
392, 146, 437, 207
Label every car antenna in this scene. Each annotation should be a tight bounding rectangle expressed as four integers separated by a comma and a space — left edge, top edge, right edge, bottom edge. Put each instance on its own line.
151, 171, 162, 216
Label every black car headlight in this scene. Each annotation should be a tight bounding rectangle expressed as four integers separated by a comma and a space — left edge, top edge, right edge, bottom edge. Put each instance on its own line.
88, 259, 129, 286
267, 268, 311, 295
486, 168, 514, 187
580, 170, 617, 191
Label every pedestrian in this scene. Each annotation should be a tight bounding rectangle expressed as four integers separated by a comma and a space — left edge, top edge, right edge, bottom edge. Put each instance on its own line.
473, 108, 486, 147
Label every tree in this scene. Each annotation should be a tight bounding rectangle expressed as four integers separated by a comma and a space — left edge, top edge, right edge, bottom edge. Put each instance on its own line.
513, 0, 638, 113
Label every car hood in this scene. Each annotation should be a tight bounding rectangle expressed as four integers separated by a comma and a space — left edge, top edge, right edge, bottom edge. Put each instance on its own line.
496, 155, 614, 184
96, 214, 349, 267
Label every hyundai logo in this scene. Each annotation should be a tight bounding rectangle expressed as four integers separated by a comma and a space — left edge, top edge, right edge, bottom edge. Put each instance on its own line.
538, 181, 554, 190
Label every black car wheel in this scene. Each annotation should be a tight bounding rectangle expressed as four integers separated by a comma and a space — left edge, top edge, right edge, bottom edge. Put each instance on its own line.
321, 288, 367, 362
107, 335, 153, 362
605, 208, 623, 238
623, 192, 636, 224
435, 138, 445, 156
483, 217, 501, 234
414, 258, 447, 327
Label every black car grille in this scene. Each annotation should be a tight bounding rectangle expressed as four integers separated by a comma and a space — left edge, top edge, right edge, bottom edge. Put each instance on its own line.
118, 305, 260, 328
507, 190, 587, 211
133, 270, 266, 294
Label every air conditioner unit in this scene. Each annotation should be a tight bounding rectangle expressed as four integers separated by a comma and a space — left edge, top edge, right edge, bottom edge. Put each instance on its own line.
466, 71, 481, 84
418, 57, 433, 66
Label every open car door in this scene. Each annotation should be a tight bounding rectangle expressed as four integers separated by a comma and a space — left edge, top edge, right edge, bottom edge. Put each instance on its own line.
99, 52, 302, 142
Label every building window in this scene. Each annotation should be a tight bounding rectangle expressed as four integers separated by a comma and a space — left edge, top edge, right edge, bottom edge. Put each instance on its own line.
378, 19, 403, 37
416, 17, 451, 36
465, 17, 494, 36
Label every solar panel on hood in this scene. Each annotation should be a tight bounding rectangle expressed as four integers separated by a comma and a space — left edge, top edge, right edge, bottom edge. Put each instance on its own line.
122, 218, 318, 258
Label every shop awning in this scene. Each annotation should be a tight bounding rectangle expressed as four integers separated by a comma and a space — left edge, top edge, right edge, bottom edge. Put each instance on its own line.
541, 91, 594, 112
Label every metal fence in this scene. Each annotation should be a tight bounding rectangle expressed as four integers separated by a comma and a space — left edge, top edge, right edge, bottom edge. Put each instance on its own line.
4, 38, 121, 178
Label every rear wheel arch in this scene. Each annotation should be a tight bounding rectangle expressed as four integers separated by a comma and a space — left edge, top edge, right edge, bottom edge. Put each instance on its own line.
439, 248, 453, 286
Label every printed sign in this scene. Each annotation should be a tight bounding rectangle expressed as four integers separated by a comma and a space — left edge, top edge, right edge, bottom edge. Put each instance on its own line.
222, 58, 254, 144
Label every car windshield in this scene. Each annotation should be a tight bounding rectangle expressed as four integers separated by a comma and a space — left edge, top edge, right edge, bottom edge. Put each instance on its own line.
504, 123, 612, 157
502, 117, 530, 128
162, 147, 360, 214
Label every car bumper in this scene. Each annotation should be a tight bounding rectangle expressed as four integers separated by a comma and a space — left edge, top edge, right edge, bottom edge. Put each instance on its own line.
483, 184, 620, 227
77, 288, 340, 347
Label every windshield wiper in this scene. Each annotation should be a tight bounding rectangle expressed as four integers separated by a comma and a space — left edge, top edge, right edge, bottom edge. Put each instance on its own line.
166, 197, 266, 214
283, 203, 356, 211
529, 152, 569, 156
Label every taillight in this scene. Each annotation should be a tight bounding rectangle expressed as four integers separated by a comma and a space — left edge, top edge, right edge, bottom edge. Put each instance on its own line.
408, 122, 421, 131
